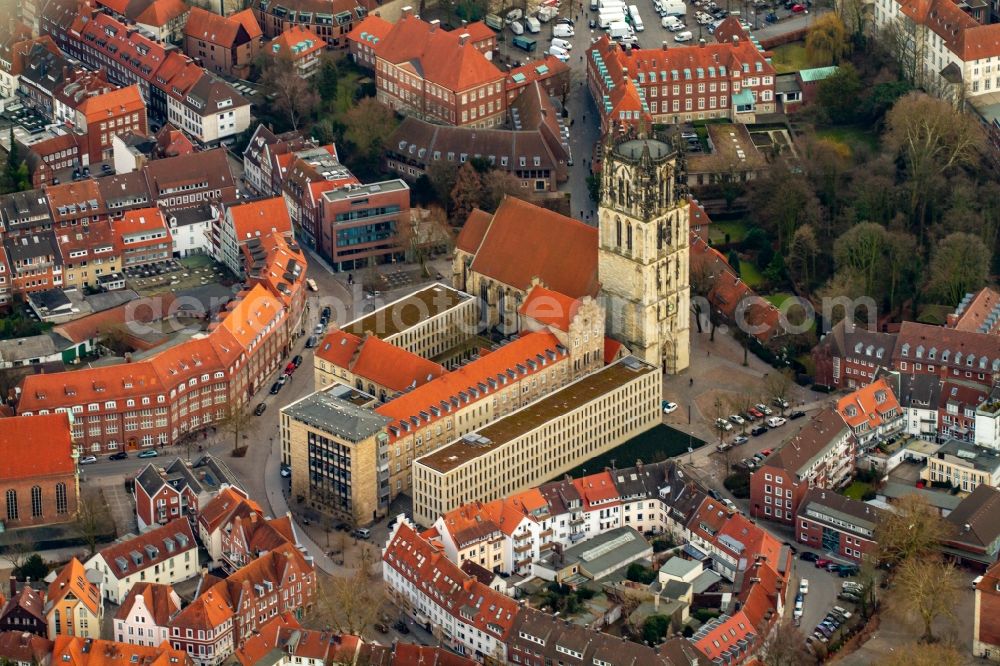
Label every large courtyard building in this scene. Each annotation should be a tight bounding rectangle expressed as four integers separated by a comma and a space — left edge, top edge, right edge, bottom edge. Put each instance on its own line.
412, 356, 661, 525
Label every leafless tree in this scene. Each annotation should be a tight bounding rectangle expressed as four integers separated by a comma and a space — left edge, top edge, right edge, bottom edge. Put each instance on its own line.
77, 492, 113, 556
260, 57, 319, 131
3, 537, 37, 572
218, 403, 258, 456
893, 555, 962, 643
874, 494, 952, 568
759, 620, 817, 666
764, 369, 794, 416
310, 571, 382, 635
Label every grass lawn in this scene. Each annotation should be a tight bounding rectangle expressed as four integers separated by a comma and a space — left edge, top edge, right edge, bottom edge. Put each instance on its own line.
769, 43, 813, 74
557, 424, 706, 480
842, 481, 874, 500
708, 220, 749, 245
765, 292, 795, 308
816, 126, 879, 154
739, 260, 765, 288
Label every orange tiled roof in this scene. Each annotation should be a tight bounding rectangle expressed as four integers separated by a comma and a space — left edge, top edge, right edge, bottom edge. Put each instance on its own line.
836, 378, 901, 429
169, 579, 233, 631
375, 16, 504, 91
51, 636, 188, 666
228, 197, 292, 241
603, 337, 623, 365
135, 0, 189, 28
113, 583, 180, 625
217, 284, 283, 349
467, 197, 599, 298
375, 331, 566, 441
315, 329, 363, 367
949, 286, 1000, 333
232, 8, 263, 40
348, 335, 446, 393
572, 470, 621, 509
271, 26, 326, 60
198, 486, 260, 535
48, 558, 101, 616
115, 207, 168, 237
346, 14, 393, 46
455, 208, 491, 254
518, 285, 580, 332
234, 612, 301, 665
0, 413, 75, 481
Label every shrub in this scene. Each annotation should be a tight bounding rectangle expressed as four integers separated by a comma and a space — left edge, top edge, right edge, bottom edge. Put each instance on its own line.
626, 563, 657, 585
724, 471, 751, 499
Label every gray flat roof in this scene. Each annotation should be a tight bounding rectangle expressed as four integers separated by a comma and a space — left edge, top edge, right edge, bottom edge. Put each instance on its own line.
282, 384, 387, 443
936, 438, 1000, 474
660, 556, 701, 580
345, 284, 471, 339
321, 179, 409, 203
558, 526, 651, 578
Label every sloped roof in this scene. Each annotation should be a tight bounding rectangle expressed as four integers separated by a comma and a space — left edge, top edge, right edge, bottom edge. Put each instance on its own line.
47, 558, 101, 616
113, 582, 180, 625
270, 26, 326, 60
836, 378, 902, 429
0, 413, 75, 481
95, 518, 196, 579
760, 407, 850, 478
184, 6, 254, 48
946, 484, 1000, 550
518, 285, 581, 331
51, 636, 188, 666
467, 197, 599, 298
135, 0, 189, 27
348, 335, 446, 393
228, 197, 292, 241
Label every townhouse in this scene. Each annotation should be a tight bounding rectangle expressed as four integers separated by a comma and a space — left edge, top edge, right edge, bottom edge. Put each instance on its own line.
141, 149, 237, 215
892, 321, 999, 387
749, 407, 856, 526
268, 27, 326, 78
795, 489, 881, 563
113, 582, 182, 647
835, 377, 904, 451
18, 44, 80, 120
2, 232, 63, 294
55, 221, 120, 290
978, 387, 1000, 450
587, 35, 777, 133
0, 413, 79, 530
95, 0, 191, 43
349, 13, 495, 68
940, 379, 991, 443
215, 197, 292, 277
133, 455, 241, 531
924, 438, 1000, 492
166, 582, 233, 666
0, 579, 47, 637
0, 630, 52, 665
196, 487, 262, 566
383, 520, 519, 662
51, 636, 191, 666
69, 84, 147, 165
249, 0, 376, 49
877, 369, 942, 442
183, 8, 263, 79
113, 207, 171, 268
0, 24, 38, 102
85, 518, 198, 604
45, 558, 102, 640
241, 127, 311, 197
368, 12, 507, 128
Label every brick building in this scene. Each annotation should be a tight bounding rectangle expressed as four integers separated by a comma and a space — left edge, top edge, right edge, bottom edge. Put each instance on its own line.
893, 321, 1000, 388
113, 582, 182, 647
184, 8, 263, 79
795, 489, 881, 563
0, 413, 79, 530
249, 0, 377, 49
939, 379, 991, 443
975, 559, 1000, 660
949, 287, 1000, 335
114, 207, 171, 267
0, 579, 46, 637
811, 320, 899, 389
587, 34, 777, 132
319, 179, 409, 270
269, 27, 326, 78
133, 455, 241, 531
749, 407, 855, 525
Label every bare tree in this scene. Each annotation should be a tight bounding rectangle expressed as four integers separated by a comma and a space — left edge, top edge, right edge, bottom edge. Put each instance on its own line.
759, 620, 817, 666
310, 570, 382, 635
218, 403, 258, 456
876, 642, 965, 666
764, 369, 794, 416
874, 494, 952, 568
3, 537, 38, 573
260, 57, 319, 131
854, 557, 880, 619
893, 555, 961, 643
77, 492, 113, 556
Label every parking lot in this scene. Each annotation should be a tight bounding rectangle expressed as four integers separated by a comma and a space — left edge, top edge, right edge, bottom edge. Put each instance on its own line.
126, 256, 237, 297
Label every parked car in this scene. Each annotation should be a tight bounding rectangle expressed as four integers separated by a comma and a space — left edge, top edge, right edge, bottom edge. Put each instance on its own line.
314, 323, 325, 335
729, 414, 745, 425
842, 581, 864, 593
839, 591, 861, 602
270, 382, 282, 395
837, 564, 859, 577
109, 451, 128, 460
716, 442, 730, 452
374, 623, 389, 634
816, 558, 832, 568
292, 354, 303, 367
832, 606, 853, 620
137, 449, 158, 458
732, 435, 749, 446
353, 528, 372, 539
305, 335, 318, 348
751, 425, 767, 436
748, 407, 764, 419
755, 403, 774, 416
306, 278, 319, 291
715, 418, 733, 431
673, 30, 693, 41
285, 362, 296, 375
722, 498, 736, 510
789, 410, 807, 419
791, 3, 806, 11
799, 579, 809, 595
79, 455, 98, 465
741, 458, 756, 470
766, 416, 787, 428
321, 306, 332, 319
662, 400, 678, 414
551, 37, 573, 51
254, 403, 267, 416
773, 397, 789, 409
393, 620, 410, 634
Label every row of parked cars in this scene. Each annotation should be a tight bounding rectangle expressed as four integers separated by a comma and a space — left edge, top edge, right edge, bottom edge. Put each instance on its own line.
79, 448, 158, 465
737, 447, 772, 469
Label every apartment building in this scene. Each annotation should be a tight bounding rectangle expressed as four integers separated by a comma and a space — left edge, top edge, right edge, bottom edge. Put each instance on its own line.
943, 484, 1000, 566
892, 321, 1000, 387
86, 518, 198, 603
949, 287, 1000, 334
46, 558, 102, 640
795, 489, 881, 563
167, 581, 233, 666
142, 149, 237, 215
940, 379, 991, 443
113, 582, 182, 647
95, 0, 191, 42
269, 28, 326, 77
978, 388, 1000, 450
923, 438, 1000, 491
2, 232, 63, 294
184, 8, 263, 79
587, 35, 777, 132
412, 356, 660, 525
197, 487, 269, 566
370, 12, 506, 128
0, 413, 79, 530
249, 0, 375, 49
114, 207, 171, 268
348, 13, 496, 68
319, 179, 410, 270
878, 370, 942, 442
382, 520, 519, 662
241, 127, 311, 196
69, 84, 148, 164
835, 378, 904, 450
133, 455, 241, 531
277, 143, 356, 248
215, 197, 292, 277
749, 407, 856, 525
55, 221, 120, 290
0, 26, 40, 101
334, 283, 476, 362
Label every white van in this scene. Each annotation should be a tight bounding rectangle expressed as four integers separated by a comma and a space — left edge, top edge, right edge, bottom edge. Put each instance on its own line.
673, 30, 693, 41
550, 37, 573, 51
766, 416, 787, 428
607, 20, 633, 40
662, 15, 684, 30
628, 4, 644, 30
547, 45, 570, 61
598, 11, 626, 28
509, 19, 524, 34
525, 16, 541, 32
505, 8, 523, 23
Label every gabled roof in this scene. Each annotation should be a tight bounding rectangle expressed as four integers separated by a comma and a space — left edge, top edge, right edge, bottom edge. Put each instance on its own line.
114, 582, 181, 625
346, 334, 446, 393
0, 413, 75, 481
518, 285, 581, 332
95, 518, 196, 580
198, 486, 260, 535
232, 9, 264, 40
51, 636, 188, 666
47, 558, 101, 616
759, 407, 849, 478
836, 378, 901, 430
135, 0, 189, 28
0, 631, 52, 664
270, 26, 325, 60
572, 470, 621, 509
0, 583, 46, 625
228, 197, 292, 241
946, 484, 1000, 551
893, 321, 1000, 374
467, 197, 599, 299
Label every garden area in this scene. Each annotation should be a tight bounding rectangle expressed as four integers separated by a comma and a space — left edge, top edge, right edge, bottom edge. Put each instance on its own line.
559, 425, 706, 480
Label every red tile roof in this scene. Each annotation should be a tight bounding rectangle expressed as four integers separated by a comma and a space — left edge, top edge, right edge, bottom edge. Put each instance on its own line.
115, 207, 168, 238
375, 16, 504, 91
0, 413, 75, 481
0, 631, 52, 664
893, 321, 1000, 375
184, 7, 256, 47
375, 331, 566, 441
198, 486, 261, 535
96, 518, 196, 579
603, 337, 623, 365
233, 612, 301, 665
113, 583, 181, 625
949, 286, 1000, 333
836, 378, 901, 430
348, 335, 446, 393
228, 197, 292, 241
315, 329, 363, 367
271, 26, 326, 60
518, 285, 581, 331
346, 14, 393, 46
572, 470, 621, 510
51, 636, 189, 666
455, 208, 491, 254
383, 522, 518, 641
232, 9, 263, 39
467, 197, 599, 298
135, 0, 189, 27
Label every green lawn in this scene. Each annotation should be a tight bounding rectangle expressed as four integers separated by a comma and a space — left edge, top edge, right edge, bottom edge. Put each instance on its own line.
765, 292, 795, 308
816, 126, 879, 153
739, 260, 765, 288
769, 43, 812, 74
708, 221, 749, 245
557, 424, 706, 480
843, 481, 874, 501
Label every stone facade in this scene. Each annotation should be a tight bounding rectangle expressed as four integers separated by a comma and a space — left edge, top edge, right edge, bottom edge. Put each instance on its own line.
598, 134, 690, 374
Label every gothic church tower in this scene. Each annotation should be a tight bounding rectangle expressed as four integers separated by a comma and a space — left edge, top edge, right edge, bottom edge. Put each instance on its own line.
598, 133, 690, 374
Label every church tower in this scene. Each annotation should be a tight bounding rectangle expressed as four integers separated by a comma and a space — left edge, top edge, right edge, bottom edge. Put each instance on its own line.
598, 132, 690, 374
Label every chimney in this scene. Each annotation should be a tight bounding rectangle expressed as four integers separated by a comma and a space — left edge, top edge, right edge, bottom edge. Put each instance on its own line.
8, 575, 15, 597
401, 5, 413, 17
429, 18, 440, 31
458, 32, 471, 45
699, 38, 706, 47
732, 34, 739, 44
662, 41, 668, 51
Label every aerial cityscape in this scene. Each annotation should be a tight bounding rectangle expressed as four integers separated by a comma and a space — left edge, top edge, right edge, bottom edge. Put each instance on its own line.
0, 0, 995, 662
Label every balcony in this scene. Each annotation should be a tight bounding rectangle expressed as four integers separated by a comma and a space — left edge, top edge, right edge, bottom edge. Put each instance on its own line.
570, 515, 585, 525
514, 532, 530, 542
539, 541, 555, 552
514, 542, 532, 554
538, 528, 553, 538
